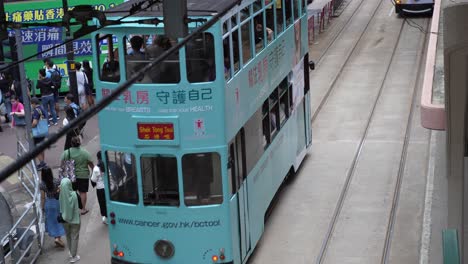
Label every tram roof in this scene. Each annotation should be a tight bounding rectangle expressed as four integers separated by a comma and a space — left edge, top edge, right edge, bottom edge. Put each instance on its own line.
107, 0, 238, 17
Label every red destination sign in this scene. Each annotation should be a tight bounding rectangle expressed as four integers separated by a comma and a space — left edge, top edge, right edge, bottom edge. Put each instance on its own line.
137, 123, 174, 140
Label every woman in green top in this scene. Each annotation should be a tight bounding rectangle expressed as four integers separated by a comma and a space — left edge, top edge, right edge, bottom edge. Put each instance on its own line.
59, 178, 81, 263
60, 136, 94, 215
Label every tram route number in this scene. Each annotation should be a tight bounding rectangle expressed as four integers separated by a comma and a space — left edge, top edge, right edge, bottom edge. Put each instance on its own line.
118, 218, 221, 229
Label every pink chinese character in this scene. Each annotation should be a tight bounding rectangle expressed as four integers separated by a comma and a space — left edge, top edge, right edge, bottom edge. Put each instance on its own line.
248, 68, 254, 87
263, 58, 268, 77
137, 91, 149, 104
102, 88, 111, 97
123, 91, 134, 104
257, 61, 262, 83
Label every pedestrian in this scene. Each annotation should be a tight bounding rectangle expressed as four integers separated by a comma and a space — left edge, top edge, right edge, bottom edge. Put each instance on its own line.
90, 151, 107, 224
64, 93, 85, 137
0, 72, 12, 123
60, 136, 94, 215
67, 62, 88, 111
31, 97, 48, 170
62, 105, 80, 151
37, 68, 57, 126
40, 167, 65, 248
59, 178, 81, 263
9, 95, 26, 142
44, 59, 61, 120
82, 60, 95, 107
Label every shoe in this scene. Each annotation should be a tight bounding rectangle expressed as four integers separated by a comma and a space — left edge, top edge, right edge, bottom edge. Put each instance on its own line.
102, 216, 107, 224
48, 123, 51, 127
68, 251, 72, 258
53, 123, 58, 126
54, 239, 65, 248
48, 117, 53, 121
57, 116, 61, 120
36, 162, 46, 171
70, 255, 80, 263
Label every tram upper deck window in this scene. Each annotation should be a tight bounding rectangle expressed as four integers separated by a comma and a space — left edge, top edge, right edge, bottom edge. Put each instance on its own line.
182, 153, 223, 206
125, 34, 180, 84
106, 151, 138, 204
186, 33, 216, 83
96, 34, 120, 83
141, 155, 179, 206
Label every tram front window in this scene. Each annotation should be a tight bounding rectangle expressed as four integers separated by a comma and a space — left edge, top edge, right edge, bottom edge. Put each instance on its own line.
106, 151, 138, 204
141, 155, 179, 206
182, 153, 223, 206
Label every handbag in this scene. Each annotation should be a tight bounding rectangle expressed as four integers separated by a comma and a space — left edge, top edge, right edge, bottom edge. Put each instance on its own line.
58, 150, 76, 183
13, 115, 26, 126
32, 107, 48, 138
57, 214, 66, 223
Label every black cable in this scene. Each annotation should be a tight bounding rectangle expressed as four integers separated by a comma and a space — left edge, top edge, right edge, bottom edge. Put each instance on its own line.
0, 0, 159, 73
0, 0, 242, 183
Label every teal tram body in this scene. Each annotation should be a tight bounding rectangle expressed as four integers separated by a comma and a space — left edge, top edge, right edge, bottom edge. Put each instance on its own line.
92, 0, 312, 263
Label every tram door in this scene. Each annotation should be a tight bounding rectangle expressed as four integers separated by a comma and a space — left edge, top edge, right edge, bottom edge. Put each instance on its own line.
229, 129, 250, 261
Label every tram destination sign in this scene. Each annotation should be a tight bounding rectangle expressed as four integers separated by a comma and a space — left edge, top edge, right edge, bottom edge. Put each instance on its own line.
137, 123, 174, 140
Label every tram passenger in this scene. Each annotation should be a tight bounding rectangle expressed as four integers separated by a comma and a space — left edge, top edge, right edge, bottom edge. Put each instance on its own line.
102, 48, 120, 82
146, 35, 179, 83
59, 178, 81, 263
40, 167, 65, 248
60, 136, 94, 215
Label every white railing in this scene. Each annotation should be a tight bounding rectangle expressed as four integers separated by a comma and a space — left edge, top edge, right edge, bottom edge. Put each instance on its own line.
0, 141, 44, 264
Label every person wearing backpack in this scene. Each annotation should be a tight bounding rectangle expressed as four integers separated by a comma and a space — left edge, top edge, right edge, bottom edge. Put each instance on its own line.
37, 69, 57, 126
44, 59, 61, 121
60, 136, 94, 215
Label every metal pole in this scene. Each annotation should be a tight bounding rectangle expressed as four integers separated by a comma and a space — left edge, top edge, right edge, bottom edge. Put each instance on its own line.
14, 28, 33, 150
62, 0, 78, 105
0, 1, 6, 61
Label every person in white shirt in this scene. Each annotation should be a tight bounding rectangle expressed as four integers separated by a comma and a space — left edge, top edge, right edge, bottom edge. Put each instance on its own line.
67, 62, 89, 111
90, 151, 107, 224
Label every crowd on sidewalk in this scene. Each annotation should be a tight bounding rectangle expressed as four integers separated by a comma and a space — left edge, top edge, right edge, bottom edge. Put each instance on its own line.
0, 58, 103, 263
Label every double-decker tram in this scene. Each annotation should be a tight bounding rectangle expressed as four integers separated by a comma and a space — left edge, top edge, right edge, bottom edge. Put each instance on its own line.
394, 0, 434, 15
92, 0, 311, 263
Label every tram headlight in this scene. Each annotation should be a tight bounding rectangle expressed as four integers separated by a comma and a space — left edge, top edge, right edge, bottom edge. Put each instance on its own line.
154, 240, 175, 259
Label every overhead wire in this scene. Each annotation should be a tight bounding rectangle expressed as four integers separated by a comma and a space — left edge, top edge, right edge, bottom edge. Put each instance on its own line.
0, 0, 242, 183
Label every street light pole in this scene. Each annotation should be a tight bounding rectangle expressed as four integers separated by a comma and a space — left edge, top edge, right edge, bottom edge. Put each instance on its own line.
62, 0, 79, 105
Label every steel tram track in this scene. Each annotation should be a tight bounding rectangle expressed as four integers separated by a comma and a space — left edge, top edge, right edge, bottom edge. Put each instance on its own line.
313, 12, 431, 264
311, 0, 386, 123
379, 18, 431, 264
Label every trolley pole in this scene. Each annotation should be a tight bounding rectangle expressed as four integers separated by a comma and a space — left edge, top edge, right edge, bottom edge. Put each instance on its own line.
62, 0, 79, 105
163, 0, 188, 39
14, 28, 33, 149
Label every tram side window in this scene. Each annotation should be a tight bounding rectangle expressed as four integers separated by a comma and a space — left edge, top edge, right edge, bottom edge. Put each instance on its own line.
254, 13, 265, 54
293, 0, 300, 20
302, 0, 307, 14
232, 29, 240, 74
183, 153, 223, 206
125, 34, 181, 84
265, 1, 276, 42
285, 0, 293, 27
223, 38, 232, 81
276, 0, 285, 34
269, 90, 280, 138
97, 34, 120, 83
141, 155, 179, 206
186, 33, 216, 83
279, 78, 290, 125
241, 20, 252, 66
106, 151, 138, 204
245, 108, 265, 173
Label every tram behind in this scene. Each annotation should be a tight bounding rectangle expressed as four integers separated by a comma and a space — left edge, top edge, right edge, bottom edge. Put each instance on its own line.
93, 0, 311, 263
394, 0, 434, 15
